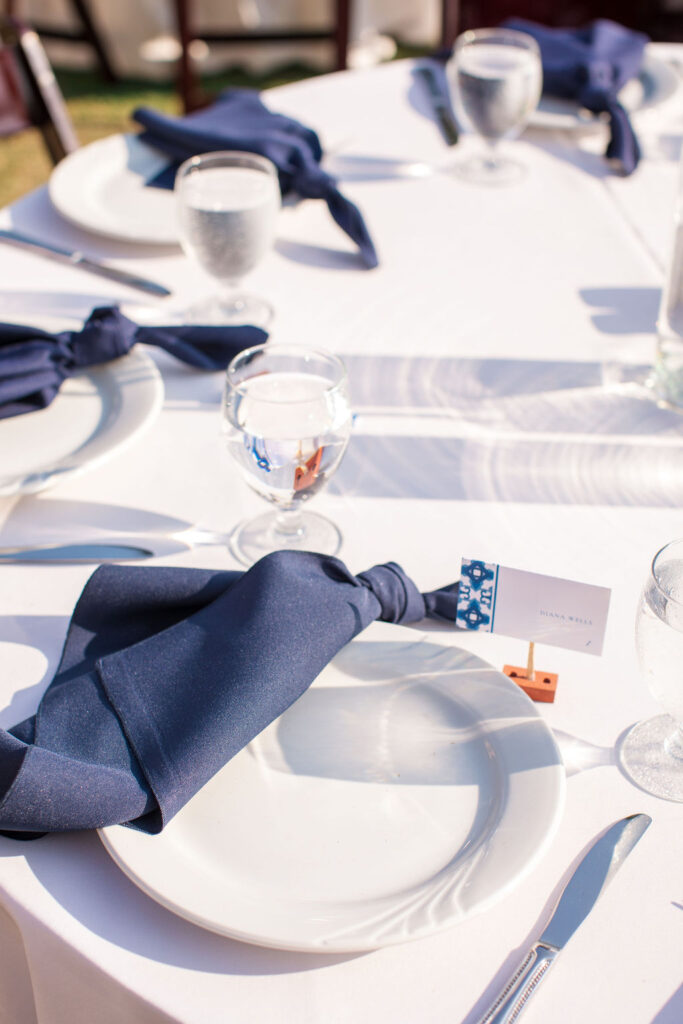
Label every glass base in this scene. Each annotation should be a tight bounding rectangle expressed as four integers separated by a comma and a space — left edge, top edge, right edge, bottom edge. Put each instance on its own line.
185, 292, 274, 328
448, 153, 526, 186
618, 714, 683, 802
229, 509, 342, 566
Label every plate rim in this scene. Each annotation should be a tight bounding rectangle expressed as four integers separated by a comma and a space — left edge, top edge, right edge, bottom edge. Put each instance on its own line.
99, 637, 566, 953
0, 346, 164, 496
48, 133, 180, 247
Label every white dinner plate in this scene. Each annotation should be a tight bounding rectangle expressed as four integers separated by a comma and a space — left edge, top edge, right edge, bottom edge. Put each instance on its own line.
0, 346, 163, 496
529, 51, 681, 131
100, 634, 565, 953
49, 134, 180, 245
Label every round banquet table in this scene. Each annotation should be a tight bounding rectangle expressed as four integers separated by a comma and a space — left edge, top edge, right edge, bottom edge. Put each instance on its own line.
0, 47, 682, 1024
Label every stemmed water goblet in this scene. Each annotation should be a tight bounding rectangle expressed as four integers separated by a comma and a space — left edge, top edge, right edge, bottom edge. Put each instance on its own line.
222, 343, 352, 565
619, 538, 683, 801
446, 27, 542, 185
175, 150, 280, 326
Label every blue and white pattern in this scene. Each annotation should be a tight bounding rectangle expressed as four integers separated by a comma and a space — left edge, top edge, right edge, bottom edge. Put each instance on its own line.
456, 558, 499, 632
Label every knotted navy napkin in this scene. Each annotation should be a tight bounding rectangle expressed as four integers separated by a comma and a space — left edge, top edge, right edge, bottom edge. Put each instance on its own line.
504, 18, 648, 175
0, 306, 267, 420
132, 89, 379, 269
0, 551, 458, 838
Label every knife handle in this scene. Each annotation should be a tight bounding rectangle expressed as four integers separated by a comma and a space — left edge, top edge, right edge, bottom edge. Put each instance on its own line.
477, 942, 559, 1024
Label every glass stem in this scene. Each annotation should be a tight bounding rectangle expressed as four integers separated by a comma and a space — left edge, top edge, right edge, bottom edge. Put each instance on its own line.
272, 506, 305, 541
665, 722, 683, 760
217, 281, 243, 311
483, 138, 500, 171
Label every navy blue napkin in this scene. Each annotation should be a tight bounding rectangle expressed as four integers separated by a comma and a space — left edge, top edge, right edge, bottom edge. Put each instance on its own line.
0, 551, 458, 838
0, 306, 267, 420
504, 18, 648, 175
132, 89, 379, 269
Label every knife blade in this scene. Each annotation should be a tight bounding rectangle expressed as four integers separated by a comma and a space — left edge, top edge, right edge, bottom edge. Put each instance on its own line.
0, 542, 156, 563
477, 813, 652, 1024
0, 527, 229, 562
0, 228, 171, 297
415, 65, 459, 146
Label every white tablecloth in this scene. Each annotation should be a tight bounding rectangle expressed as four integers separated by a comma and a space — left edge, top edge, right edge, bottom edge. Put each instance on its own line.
0, 49, 682, 1024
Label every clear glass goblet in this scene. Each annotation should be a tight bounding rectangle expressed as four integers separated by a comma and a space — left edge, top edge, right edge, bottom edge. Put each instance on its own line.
222, 344, 352, 565
619, 538, 683, 801
175, 150, 280, 326
446, 27, 542, 185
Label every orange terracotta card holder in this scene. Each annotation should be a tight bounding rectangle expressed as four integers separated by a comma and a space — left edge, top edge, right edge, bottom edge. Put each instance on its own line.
503, 642, 558, 703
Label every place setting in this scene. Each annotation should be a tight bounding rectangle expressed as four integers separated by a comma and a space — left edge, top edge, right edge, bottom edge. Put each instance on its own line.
0, 306, 268, 496
413, 18, 683, 185
0, 537, 573, 953
46, 88, 378, 267
0, 505, 669, 971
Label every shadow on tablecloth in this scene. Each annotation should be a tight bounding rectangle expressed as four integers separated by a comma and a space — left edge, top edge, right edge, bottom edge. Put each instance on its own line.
335, 351, 683, 507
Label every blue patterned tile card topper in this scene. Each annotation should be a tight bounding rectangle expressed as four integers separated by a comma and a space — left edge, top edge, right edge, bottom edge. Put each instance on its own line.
456, 559, 499, 632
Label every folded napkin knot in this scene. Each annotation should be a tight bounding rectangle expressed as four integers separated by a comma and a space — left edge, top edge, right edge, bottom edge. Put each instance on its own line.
67, 306, 137, 368
0, 551, 460, 838
0, 306, 267, 419
357, 562, 426, 624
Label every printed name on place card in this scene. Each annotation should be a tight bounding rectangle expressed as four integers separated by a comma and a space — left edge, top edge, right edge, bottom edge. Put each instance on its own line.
456, 557, 611, 656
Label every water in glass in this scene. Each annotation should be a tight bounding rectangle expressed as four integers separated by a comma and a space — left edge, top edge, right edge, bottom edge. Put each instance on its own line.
175, 151, 280, 325
224, 370, 351, 508
636, 559, 683, 726
222, 344, 352, 565
456, 43, 542, 142
178, 165, 280, 285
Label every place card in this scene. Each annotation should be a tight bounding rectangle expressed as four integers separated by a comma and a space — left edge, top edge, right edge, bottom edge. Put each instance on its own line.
456, 558, 611, 655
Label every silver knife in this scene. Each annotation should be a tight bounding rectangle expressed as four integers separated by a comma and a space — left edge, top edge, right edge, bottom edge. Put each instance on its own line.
0, 542, 157, 563
477, 813, 652, 1024
0, 528, 229, 563
415, 65, 459, 146
0, 228, 171, 297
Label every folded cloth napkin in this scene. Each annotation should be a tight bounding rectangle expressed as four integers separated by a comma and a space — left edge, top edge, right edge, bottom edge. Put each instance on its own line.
132, 89, 379, 269
504, 18, 648, 175
0, 551, 458, 838
0, 306, 267, 420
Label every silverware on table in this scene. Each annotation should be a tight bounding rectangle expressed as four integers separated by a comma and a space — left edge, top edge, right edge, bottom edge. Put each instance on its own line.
477, 813, 652, 1024
0, 228, 172, 298
0, 528, 230, 563
415, 64, 459, 146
